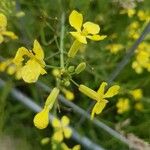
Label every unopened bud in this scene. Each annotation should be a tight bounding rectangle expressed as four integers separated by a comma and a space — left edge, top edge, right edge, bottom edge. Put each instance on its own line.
68, 66, 75, 73
75, 62, 86, 74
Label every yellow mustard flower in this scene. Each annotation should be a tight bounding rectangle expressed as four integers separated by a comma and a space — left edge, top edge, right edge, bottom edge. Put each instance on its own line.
13, 40, 47, 83
69, 10, 106, 44
137, 10, 150, 21
68, 10, 106, 58
52, 116, 72, 142
134, 102, 143, 111
0, 59, 22, 80
106, 43, 123, 54
116, 98, 130, 114
62, 88, 75, 101
130, 89, 143, 101
132, 42, 150, 74
33, 87, 60, 129
61, 143, 81, 150
0, 13, 18, 43
120, 9, 136, 18
79, 82, 120, 119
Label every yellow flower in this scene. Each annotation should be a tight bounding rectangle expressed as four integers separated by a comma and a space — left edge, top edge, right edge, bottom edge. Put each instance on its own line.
0, 13, 18, 43
52, 116, 72, 142
116, 98, 130, 114
134, 102, 143, 111
137, 10, 150, 21
106, 43, 123, 54
61, 143, 81, 150
62, 89, 75, 101
0, 59, 22, 80
79, 82, 120, 119
69, 10, 106, 44
13, 40, 47, 83
130, 89, 143, 101
120, 9, 136, 18
68, 10, 106, 58
33, 107, 49, 129
33, 87, 60, 129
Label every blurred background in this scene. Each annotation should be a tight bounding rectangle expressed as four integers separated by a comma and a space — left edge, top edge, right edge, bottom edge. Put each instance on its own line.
0, 0, 150, 149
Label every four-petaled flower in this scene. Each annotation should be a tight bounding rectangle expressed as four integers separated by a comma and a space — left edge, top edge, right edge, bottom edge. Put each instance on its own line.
69, 10, 106, 44
79, 82, 120, 119
0, 13, 18, 44
52, 116, 72, 142
13, 40, 47, 83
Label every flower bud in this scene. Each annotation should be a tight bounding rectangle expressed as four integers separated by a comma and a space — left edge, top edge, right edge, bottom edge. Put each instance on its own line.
68, 66, 75, 73
45, 87, 60, 110
75, 62, 86, 74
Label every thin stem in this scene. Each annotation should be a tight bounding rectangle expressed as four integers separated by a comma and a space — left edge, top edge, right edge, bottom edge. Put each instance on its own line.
60, 12, 65, 68
45, 51, 60, 61
70, 79, 79, 87
46, 65, 60, 69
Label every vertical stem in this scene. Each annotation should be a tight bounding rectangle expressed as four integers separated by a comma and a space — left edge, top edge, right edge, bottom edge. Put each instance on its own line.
60, 12, 65, 68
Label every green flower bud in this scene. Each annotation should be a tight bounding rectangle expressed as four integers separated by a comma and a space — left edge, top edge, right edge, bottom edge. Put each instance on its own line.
75, 62, 86, 74
68, 66, 75, 73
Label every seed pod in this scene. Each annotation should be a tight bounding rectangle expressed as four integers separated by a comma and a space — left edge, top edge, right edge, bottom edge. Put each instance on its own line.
68, 66, 75, 73
75, 62, 86, 74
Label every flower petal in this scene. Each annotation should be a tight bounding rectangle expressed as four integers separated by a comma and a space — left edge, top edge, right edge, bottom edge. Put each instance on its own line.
52, 118, 61, 128
91, 100, 108, 119
2, 31, 18, 39
0, 13, 7, 28
53, 130, 63, 142
86, 35, 107, 41
63, 127, 72, 138
83, 22, 100, 34
33, 40, 44, 61
104, 85, 120, 98
61, 116, 70, 126
21, 59, 45, 83
69, 10, 83, 31
97, 82, 108, 96
70, 32, 87, 44
13, 47, 30, 65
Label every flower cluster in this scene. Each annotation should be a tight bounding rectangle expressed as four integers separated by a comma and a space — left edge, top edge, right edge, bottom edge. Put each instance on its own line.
0, 13, 18, 43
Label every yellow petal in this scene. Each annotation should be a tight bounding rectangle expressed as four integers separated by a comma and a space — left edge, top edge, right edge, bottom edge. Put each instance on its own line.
53, 130, 63, 142
33, 108, 49, 129
97, 82, 108, 96
83, 22, 100, 34
104, 85, 120, 98
73, 145, 81, 150
79, 84, 99, 101
86, 35, 107, 41
13, 47, 30, 65
63, 127, 72, 138
33, 40, 44, 60
70, 32, 87, 44
52, 118, 61, 128
2, 31, 18, 39
91, 100, 108, 119
21, 59, 45, 83
61, 115, 70, 126
69, 10, 83, 31
0, 13, 7, 28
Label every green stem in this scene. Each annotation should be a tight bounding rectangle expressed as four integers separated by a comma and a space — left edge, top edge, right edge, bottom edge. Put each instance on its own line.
46, 65, 60, 69
70, 79, 79, 87
60, 12, 65, 68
